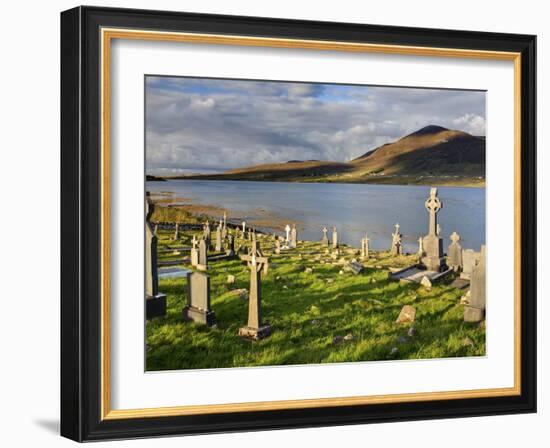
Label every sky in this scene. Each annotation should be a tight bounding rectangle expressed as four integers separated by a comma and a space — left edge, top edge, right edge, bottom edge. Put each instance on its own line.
145, 76, 486, 175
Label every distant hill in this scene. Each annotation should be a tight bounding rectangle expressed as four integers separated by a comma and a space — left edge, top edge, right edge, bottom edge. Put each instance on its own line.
176, 125, 486, 187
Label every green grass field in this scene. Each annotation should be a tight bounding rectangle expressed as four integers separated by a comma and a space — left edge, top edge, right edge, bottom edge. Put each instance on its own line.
146, 228, 485, 371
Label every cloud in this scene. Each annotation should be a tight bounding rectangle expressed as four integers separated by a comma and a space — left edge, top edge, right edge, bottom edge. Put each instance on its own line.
145, 77, 486, 174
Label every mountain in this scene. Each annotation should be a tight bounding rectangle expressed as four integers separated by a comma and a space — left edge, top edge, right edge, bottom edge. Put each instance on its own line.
177, 125, 486, 187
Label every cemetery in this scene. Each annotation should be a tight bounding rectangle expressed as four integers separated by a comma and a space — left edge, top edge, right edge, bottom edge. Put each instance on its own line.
145, 188, 486, 371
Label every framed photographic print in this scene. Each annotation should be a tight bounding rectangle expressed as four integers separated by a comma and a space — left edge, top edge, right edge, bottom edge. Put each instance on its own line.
60, 6, 536, 442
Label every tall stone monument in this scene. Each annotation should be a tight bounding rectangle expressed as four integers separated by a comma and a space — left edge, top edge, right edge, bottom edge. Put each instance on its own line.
145, 195, 166, 319
203, 220, 211, 248
420, 188, 445, 271
290, 224, 297, 249
390, 223, 403, 255
332, 226, 338, 249
284, 224, 291, 243
183, 271, 216, 326
447, 231, 463, 272
215, 224, 223, 252
464, 245, 486, 322
238, 238, 271, 339
361, 232, 370, 259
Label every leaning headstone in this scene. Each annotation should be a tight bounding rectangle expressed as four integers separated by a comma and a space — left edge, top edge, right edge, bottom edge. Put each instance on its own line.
190, 235, 199, 267
420, 188, 445, 271
145, 194, 166, 319
447, 231, 463, 272
390, 223, 403, 255
215, 225, 223, 252
238, 244, 271, 339
348, 261, 364, 275
464, 245, 486, 322
183, 271, 216, 326
321, 227, 329, 246
290, 224, 297, 249
332, 226, 338, 249
396, 305, 416, 323
197, 239, 208, 271
460, 249, 481, 280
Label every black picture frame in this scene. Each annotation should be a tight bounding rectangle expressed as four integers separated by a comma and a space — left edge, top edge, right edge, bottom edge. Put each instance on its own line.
61, 5, 536, 442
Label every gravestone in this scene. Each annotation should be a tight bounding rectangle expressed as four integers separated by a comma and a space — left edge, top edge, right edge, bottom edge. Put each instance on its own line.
447, 231, 463, 272
190, 235, 199, 267
145, 195, 166, 319
242, 221, 246, 235
390, 223, 403, 255
417, 237, 424, 256
223, 211, 227, 229
173, 222, 180, 240
275, 237, 281, 255
203, 221, 211, 248
197, 238, 208, 271
285, 224, 291, 243
420, 188, 445, 271
226, 234, 235, 256
348, 261, 364, 275
361, 232, 370, 259
183, 271, 216, 326
290, 224, 297, 249
460, 249, 481, 280
332, 226, 338, 249
215, 225, 223, 252
464, 245, 486, 322
238, 240, 271, 339
321, 227, 329, 246
221, 223, 228, 240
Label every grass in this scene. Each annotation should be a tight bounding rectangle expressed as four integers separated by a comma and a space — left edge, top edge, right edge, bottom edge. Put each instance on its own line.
146, 230, 485, 371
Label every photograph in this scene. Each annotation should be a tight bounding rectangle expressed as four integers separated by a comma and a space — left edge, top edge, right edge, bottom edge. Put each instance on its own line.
144, 76, 487, 371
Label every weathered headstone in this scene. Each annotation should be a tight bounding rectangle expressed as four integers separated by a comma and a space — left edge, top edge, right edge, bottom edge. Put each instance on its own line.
390, 223, 403, 255
226, 234, 235, 256
321, 227, 329, 246
332, 226, 338, 249
348, 261, 364, 275
215, 225, 223, 252
242, 221, 246, 235
285, 224, 291, 243
420, 188, 445, 271
290, 224, 297, 249
361, 232, 370, 259
460, 249, 481, 280
464, 245, 486, 322
274, 236, 281, 255
447, 231, 463, 272
190, 235, 199, 267
417, 237, 424, 256
173, 222, 180, 240
203, 221, 211, 248
145, 195, 166, 319
238, 241, 271, 339
183, 271, 216, 326
197, 238, 208, 271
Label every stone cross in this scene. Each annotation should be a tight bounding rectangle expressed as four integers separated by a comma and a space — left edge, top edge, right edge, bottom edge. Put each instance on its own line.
285, 224, 291, 243
190, 235, 199, 267
183, 271, 216, 326
239, 244, 271, 339
447, 231, 463, 272
420, 188, 445, 271
215, 225, 223, 252
425, 187, 442, 236
464, 245, 486, 322
290, 224, 297, 248
332, 226, 338, 249
197, 238, 208, 271
145, 195, 166, 318
390, 223, 403, 255
321, 227, 329, 246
